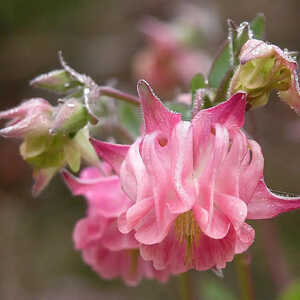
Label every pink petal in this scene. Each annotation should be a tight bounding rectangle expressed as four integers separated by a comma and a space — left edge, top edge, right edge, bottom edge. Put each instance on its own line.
169, 121, 195, 213
214, 192, 248, 230
134, 208, 176, 245
62, 169, 131, 218
239, 140, 264, 203
0, 98, 51, 120
90, 138, 129, 175
101, 221, 139, 251
247, 179, 300, 219
120, 138, 151, 202
280, 68, 300, 114
240, 39, 274, 64
215, 129, 248, 197
192, 92, 247, 134
137, 80, 181, 135
194, 125, 231, 239
73, 216, 108, 249
118, 196, 153, 234
0, 98, 52, 137
235, 223, 255, 253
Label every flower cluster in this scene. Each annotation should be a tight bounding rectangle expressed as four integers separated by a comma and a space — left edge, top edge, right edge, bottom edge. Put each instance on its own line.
1, 14, 300, 287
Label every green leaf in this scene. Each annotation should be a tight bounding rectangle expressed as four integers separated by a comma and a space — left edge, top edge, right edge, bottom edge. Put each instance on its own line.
191, 73, 206, 102
208, 42, 231, 89
215, 68, 234, 104
209, 14, 265, 91
279, 280, 300, 300
30, 69, 82, 94
233, 22, 252, 65
118, 102, 141, 137
165, 102, 192, 121
250, 13, 266, 39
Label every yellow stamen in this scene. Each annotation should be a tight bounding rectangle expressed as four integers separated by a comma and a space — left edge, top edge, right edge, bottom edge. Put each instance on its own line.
128, 249, 139, 275
174, 210, 201, 265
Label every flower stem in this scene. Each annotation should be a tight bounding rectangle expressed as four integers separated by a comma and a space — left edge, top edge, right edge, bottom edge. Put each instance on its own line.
178, 271, 195, 300
235, 253, 256, 300
99, 87, 140, 106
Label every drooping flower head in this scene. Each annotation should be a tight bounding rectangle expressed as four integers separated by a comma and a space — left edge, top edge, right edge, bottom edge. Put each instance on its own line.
0, 98, 99, 196
230, 39, 300, 112
92, 80, 300, 273
62, 164, 169, 286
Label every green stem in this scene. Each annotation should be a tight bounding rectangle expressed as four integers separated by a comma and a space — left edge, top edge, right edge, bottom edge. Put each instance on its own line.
179, 271, 194, 300
99, 87, 140, 106
235, 253, 256, 300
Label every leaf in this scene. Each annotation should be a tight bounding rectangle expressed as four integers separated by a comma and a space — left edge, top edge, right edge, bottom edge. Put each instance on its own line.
208, 41, 231, 89
191, 73, 206, 103
233, 22, 253, 65
165, 102, 192, 121
214, 68, 234, 104
118, 102, 141, 137
250, 13, 266, 39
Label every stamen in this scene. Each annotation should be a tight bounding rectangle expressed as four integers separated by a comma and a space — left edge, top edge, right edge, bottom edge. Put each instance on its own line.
174, 210, 201, 265
128, 249, 140, 275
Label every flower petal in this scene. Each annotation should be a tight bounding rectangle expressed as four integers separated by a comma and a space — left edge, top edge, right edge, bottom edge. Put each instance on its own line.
247, 179, 300, 219
90, 138, 129, 174
62, 169, 131, 218
192, 92, 247, 134
137, 80, 181, 135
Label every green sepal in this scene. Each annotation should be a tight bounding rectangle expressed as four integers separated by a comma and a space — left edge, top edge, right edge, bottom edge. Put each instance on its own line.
22, 134, 67, 169
58, 104, 89, 136
30, 69, 82, 94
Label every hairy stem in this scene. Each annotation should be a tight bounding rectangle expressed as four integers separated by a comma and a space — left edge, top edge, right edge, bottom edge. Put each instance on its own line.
99, 87, 140, 106
235, 253, 256, 300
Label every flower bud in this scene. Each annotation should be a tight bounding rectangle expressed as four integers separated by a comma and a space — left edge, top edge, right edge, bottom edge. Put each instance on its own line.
0, 98, 99, 196
51, 98, 88, 136
30, 69, 81, 94
230, 39, 300, 112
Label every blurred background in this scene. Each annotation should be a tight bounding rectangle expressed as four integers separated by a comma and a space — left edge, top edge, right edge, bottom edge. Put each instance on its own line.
0, 0, 300, 299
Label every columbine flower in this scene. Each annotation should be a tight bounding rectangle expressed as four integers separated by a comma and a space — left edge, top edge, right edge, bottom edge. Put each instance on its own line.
230, 39, 300, 112
91, 80, 300, 273
62, 164, 169, 286
0, 98, 99, 196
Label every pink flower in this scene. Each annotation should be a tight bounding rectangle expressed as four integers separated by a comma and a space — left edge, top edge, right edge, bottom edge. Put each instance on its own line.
230, 39, 300, 112
0, 98, 53, 138
92, 80, 300, 273
133, 17, 210, 97
62, 164, 169, 286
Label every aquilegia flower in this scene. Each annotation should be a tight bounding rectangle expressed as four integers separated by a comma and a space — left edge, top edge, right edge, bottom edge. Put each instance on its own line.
91, 80, 300, 273
0, 98, 99, 196
230, 39, 300, 112
62, 164, 169, 286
